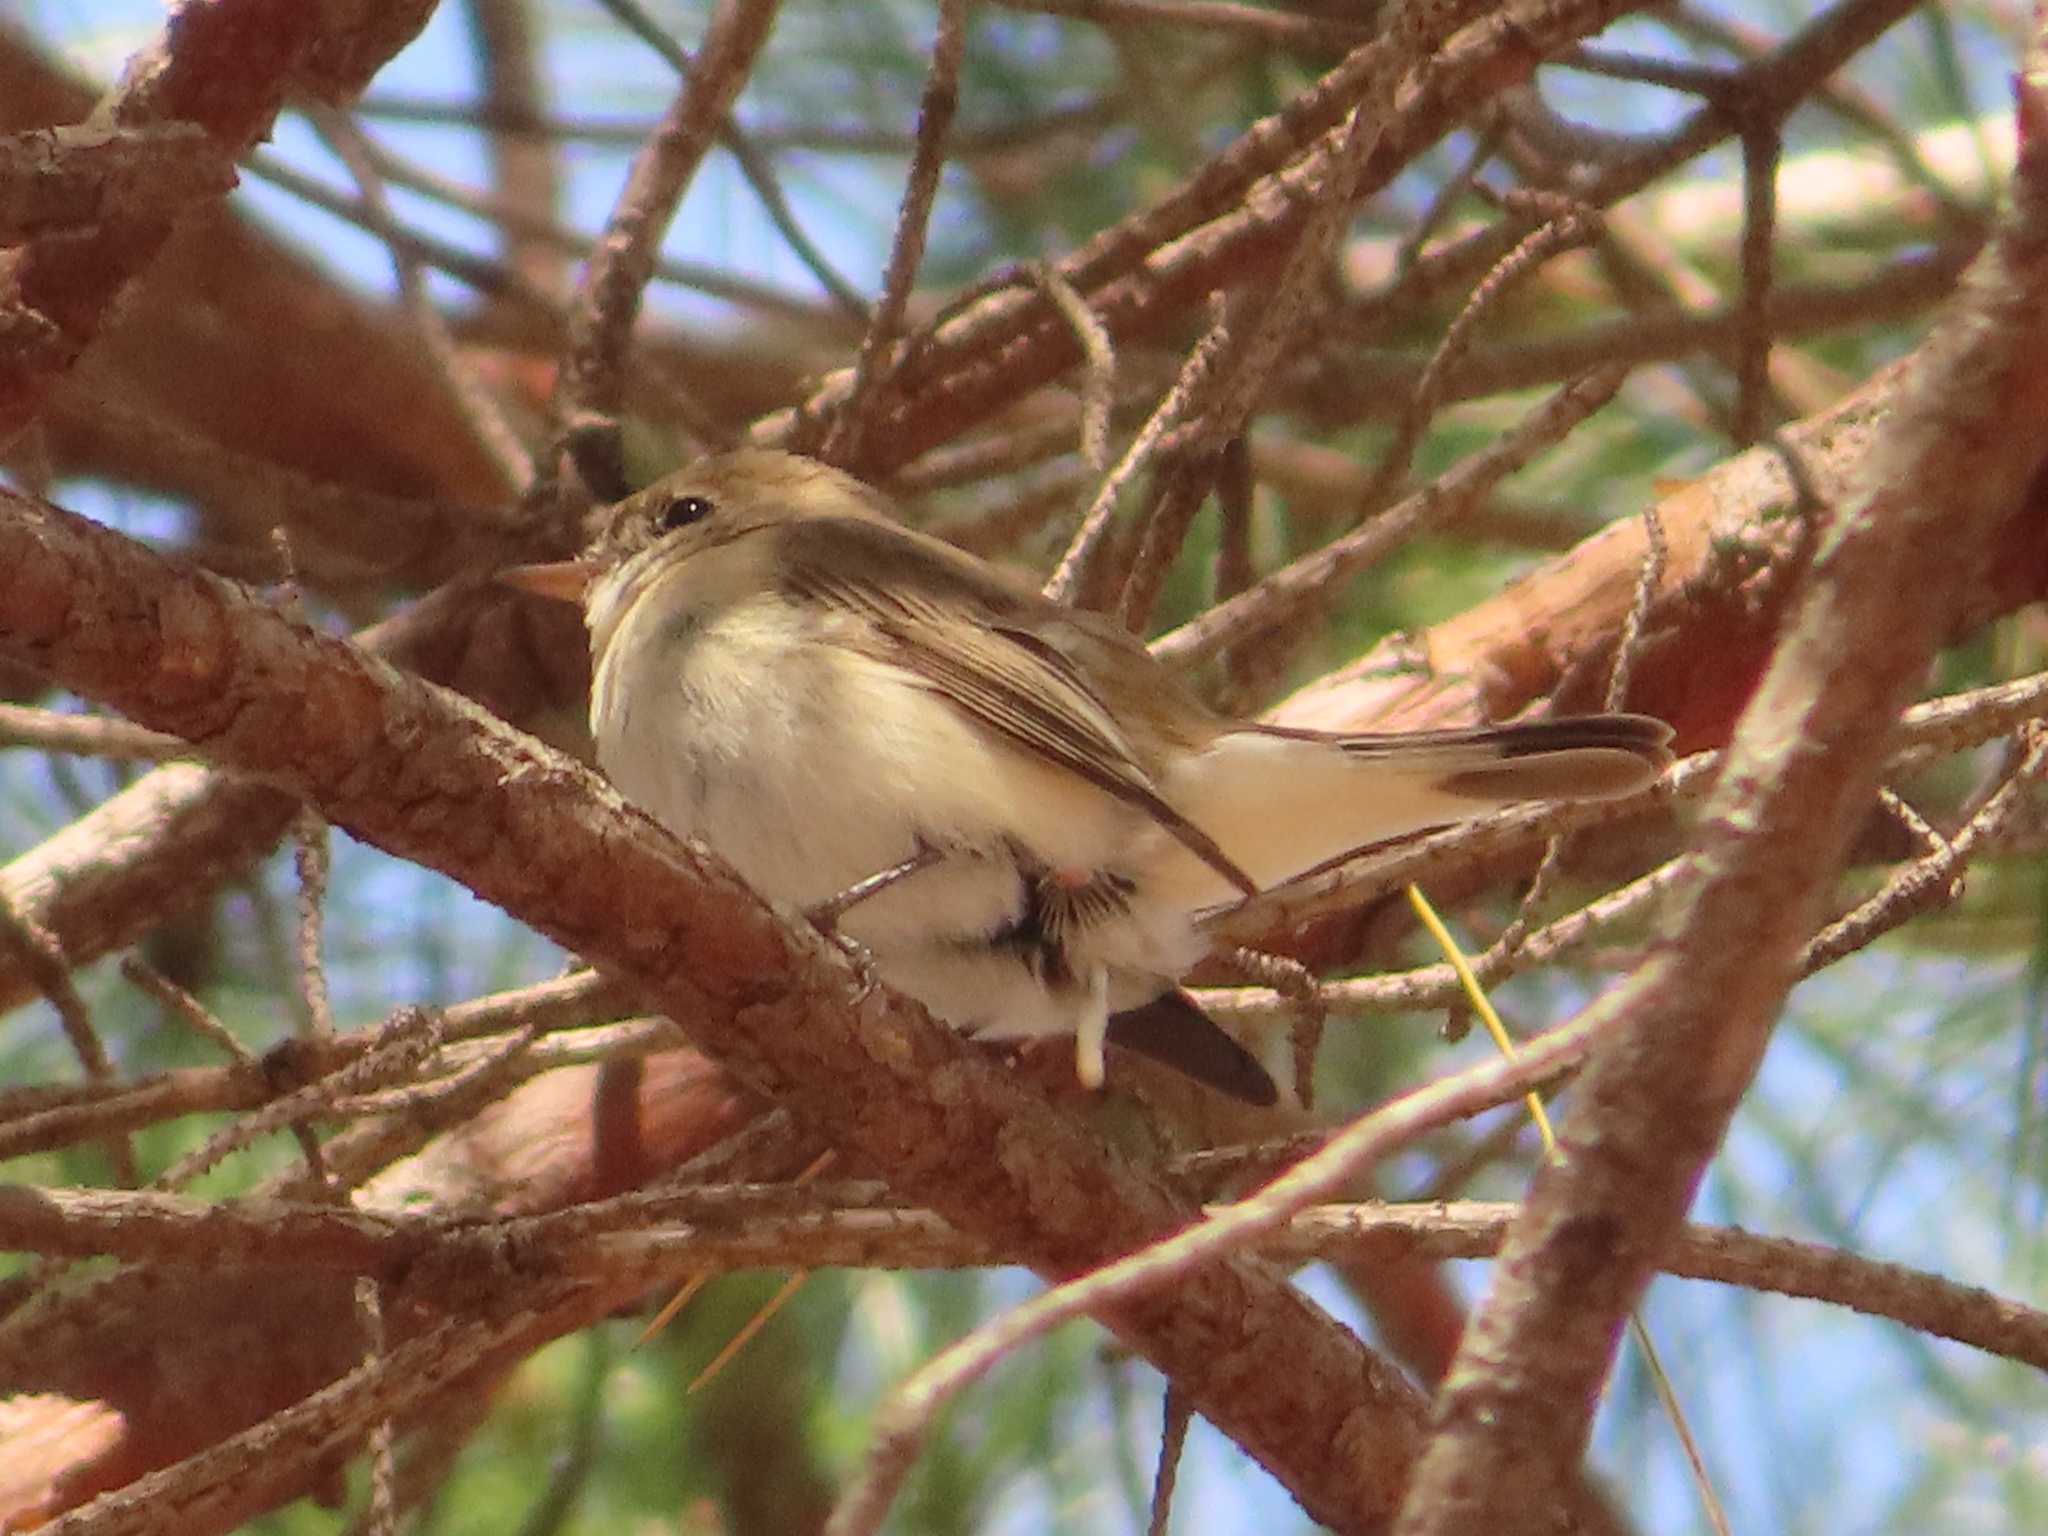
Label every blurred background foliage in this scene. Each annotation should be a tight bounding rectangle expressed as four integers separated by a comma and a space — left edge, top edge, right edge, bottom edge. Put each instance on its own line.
4, 1, 2047, 1533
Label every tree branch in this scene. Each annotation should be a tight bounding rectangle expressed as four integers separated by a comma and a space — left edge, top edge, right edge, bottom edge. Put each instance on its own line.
0, 0, 437, 445
0, 490, 1421, 1533
1394, 32, 2048, 1531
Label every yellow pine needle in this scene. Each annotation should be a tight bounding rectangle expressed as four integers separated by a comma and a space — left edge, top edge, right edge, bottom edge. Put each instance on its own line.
688, 1269, 811, 1395
635, 1148, 838, 1373
1627, 1313, 1732, 1536
1404, 885, 1555, 1150
1406, 885, 1732, 1536
634, 1273, 711, 1349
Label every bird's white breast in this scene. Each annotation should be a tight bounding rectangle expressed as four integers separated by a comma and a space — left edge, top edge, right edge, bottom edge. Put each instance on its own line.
586, 555, 1193, 1036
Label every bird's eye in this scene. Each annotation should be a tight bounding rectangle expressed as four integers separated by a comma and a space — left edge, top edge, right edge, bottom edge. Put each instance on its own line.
654, 493, 713, 534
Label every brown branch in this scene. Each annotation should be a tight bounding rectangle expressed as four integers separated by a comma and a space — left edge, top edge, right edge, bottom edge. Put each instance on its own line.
824, 1001, 1626, 1536
0, 490, 1422, 1532
1045, 306, 1236, 606
1153, 366, 1628, 668
823, 0, 967, 468
1797, 724, 2048, 971
589, 0, 868, 327
752, 0, 1641, 468
0, 893, 134, 1185
31, 1298, 571, 1536
466, 0, 567, 295
1394, 36, 2048, 1530
1363, 195, 1601, 507
0, 123, 233, 241
554, 0, 783, 431
1734, 120, 1785, 441
13, 1187, 2043, 1373
994, 0, 1370, 45
0, 1046, 775, 1531
1023, 264, 1116, 474
0, 971, 623, 1163
0, 703, 185, 760
0, 0, 437, 445
0, 564, 601, 1021
27, 381, 530, 587
1105, 92, 1392, 630
1322, 242, 1976, 419
1332, 0, 1932, 391
0, 767, 296, 1018
0, 25, 521, 545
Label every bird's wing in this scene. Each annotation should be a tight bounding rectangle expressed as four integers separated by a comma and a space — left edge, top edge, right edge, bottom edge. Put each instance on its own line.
775, 516, 1256, 896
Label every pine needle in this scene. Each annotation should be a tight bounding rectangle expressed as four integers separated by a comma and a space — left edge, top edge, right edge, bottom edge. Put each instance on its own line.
1407, 884, 1732, 1536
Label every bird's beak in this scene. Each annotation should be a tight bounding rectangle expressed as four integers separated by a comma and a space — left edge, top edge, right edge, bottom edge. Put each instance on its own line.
499, 559, 595, 603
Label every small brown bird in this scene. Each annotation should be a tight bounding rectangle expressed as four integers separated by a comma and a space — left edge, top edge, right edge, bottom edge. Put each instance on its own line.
510, 451, 1671, 1105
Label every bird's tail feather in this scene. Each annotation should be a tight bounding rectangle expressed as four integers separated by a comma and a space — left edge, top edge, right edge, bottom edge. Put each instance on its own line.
1310, 713, 1674, 803
1154, 712, 1672, 907
1105, 989, 1278, 1105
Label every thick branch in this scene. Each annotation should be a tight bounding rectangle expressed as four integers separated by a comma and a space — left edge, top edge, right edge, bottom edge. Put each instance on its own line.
0, 493, 1421, 1533
0, 0, 436, 445
0, 25, 524, 532
8, 1187, 2042, 1375
1396, 41, 2048, 1533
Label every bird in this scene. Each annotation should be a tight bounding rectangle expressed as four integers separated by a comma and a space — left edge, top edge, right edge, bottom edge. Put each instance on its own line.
507, 449, 1671, 1106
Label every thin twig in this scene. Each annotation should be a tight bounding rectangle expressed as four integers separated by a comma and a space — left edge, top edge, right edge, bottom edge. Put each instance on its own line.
308, 106, 533, 493
1607, 498, 1668, 711
818, 1002, 1638, 1536
824, 0, 968, 466
247, 143, 831, 322
592, 0, 868, 324
1734, 118, 1784, 443
1394, 120, 1506, 274
23, 1305, 557, 1536
155, 1009, 448, 1190
1799, 726, 2048, 973
1043, 308, 1238, 606
1152, 366, 1629, 668
1073, 87, 1391, 618
469, 0, 567, 295
325, 1021, 542, 1117
1026, 263, 1118, 474
1115, 446, 1218, 632
11, 1184, 2042, 1381
121, 955, 256, 1066
1197, 853, 1695, 1024
0, 971, 623, 1163
555, 0, 784, 433
356, 89, 1117, 158
355, 1276, 398, 1536
291, 807, 336, 1039
993, 0, 1369, 45
0, 704, 188, 762
1148, 1386, 1192, 1536
1362, 195, 1600, 507
0, 891, 137, 1186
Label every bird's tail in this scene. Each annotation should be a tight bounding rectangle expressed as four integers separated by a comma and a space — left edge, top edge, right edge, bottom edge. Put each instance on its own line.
1314, 713, 1674, 802
1152, 712, 1673, 908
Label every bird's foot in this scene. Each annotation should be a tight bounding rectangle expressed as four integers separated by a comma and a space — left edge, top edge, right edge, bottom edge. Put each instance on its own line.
805, 842, 945, 934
